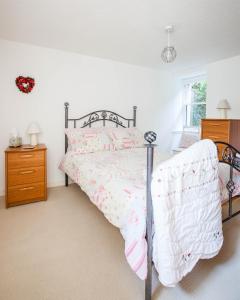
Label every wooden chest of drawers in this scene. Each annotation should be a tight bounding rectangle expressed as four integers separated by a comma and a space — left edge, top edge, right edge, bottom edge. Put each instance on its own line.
5, 144, 47, 208
201, 119, 240, 158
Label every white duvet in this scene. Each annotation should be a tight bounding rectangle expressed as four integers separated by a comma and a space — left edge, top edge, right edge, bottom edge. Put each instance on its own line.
151, 140, 223, 286
59, 142, 234, 286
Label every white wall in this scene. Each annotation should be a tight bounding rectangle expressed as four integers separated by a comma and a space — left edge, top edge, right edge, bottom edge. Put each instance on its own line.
169, 54, 240, 150
0, 39, 175, 195
207, 55, 240, 118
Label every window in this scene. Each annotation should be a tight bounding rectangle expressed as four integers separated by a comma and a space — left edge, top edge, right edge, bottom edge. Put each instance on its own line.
183, 76, 207, 128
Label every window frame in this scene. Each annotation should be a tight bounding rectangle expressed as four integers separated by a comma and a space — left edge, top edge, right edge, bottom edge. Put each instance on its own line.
182, 74, 207, 129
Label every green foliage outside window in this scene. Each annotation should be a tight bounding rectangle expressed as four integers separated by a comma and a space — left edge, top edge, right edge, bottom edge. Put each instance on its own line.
190, 81, 207, 127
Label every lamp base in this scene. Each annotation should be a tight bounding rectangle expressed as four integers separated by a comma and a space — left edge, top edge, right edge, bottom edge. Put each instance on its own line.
30, 134, 38, 146
218, 109, 228, 119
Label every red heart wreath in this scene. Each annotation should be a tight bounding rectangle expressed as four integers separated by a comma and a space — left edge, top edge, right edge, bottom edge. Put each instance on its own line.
16, 76, 35, 93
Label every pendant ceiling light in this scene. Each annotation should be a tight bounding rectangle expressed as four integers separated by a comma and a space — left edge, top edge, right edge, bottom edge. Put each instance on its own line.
161, 25, 177, 63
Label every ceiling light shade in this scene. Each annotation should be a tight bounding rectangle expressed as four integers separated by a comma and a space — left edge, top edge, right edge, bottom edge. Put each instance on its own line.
161, 25, 177, 63
161, 46, 177, 63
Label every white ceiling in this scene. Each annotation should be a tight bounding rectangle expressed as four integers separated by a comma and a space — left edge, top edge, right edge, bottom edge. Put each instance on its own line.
0, 0, 240, 69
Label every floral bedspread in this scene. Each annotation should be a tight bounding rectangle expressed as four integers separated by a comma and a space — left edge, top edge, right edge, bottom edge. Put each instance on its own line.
59, 148, 171, 279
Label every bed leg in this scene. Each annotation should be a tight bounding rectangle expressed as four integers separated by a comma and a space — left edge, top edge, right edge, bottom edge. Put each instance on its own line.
144, 131, 157, 300
64, 102, 69, 187
65, 174, 69, 187
228, 165, 233, 217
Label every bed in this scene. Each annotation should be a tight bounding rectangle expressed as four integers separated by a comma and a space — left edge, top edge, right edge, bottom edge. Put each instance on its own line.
60, 103, 240, 300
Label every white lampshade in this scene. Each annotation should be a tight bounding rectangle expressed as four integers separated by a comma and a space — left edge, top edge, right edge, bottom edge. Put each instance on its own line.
27, 122, 41, 134
216, 99, 231, 109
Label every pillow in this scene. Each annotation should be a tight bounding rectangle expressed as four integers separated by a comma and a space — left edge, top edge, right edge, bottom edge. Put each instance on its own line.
65, 128, 114, 154
179, 132, 200, 148
107, 128, 144, 150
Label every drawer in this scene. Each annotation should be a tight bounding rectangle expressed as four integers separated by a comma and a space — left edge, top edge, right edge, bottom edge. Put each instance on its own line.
201, 131, 229, 142
7, 151, 45, 169
8, 166, 45, 186
202, 120, 229, 136
7, 182, 45, 204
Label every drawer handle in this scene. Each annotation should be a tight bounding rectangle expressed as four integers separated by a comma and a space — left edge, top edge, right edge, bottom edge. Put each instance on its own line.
20, 154, 33, 158
19, 186, 35, 191
208, 135, 221, 139
19, 170, 35, 175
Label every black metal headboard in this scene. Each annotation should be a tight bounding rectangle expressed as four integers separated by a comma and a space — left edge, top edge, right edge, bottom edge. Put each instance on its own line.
64, 102, 137, 185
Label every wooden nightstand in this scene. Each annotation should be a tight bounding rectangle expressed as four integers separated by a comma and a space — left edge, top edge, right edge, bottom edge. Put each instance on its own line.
5, 144, 47, 208
201, 119, 240, 159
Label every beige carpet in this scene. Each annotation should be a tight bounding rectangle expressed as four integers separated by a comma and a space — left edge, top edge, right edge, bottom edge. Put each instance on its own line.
0, 184, 239, 300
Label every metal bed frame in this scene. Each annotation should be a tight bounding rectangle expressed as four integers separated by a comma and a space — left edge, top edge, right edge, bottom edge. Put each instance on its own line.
64, 102, 137, 186
64, 103, 240, 300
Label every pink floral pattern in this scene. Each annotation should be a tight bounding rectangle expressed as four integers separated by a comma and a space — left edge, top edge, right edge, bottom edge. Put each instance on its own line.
59, 147, 171, 279
65, 128, 114, 153
107, 128, 144, 150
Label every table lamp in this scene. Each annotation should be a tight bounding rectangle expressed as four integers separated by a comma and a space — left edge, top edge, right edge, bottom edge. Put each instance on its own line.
27, 122, 41, 146
216, 99, 231, 119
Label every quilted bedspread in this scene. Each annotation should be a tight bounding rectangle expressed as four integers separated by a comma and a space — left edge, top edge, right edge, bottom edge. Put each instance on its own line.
151, 140, 223, 286
59, 144, 238, 285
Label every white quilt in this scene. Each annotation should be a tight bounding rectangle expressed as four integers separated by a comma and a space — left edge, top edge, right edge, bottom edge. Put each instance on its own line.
151, 139, 223, 286
59, 142, 228, 285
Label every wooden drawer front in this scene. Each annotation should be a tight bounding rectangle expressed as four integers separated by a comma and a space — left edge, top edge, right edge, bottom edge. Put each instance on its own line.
202, 120, 229, 130
7, 151, 45, 169
8, 182, 45, 203
8, 166, 44, 186
202, 131, 229, 142
202, 121, 229, 142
